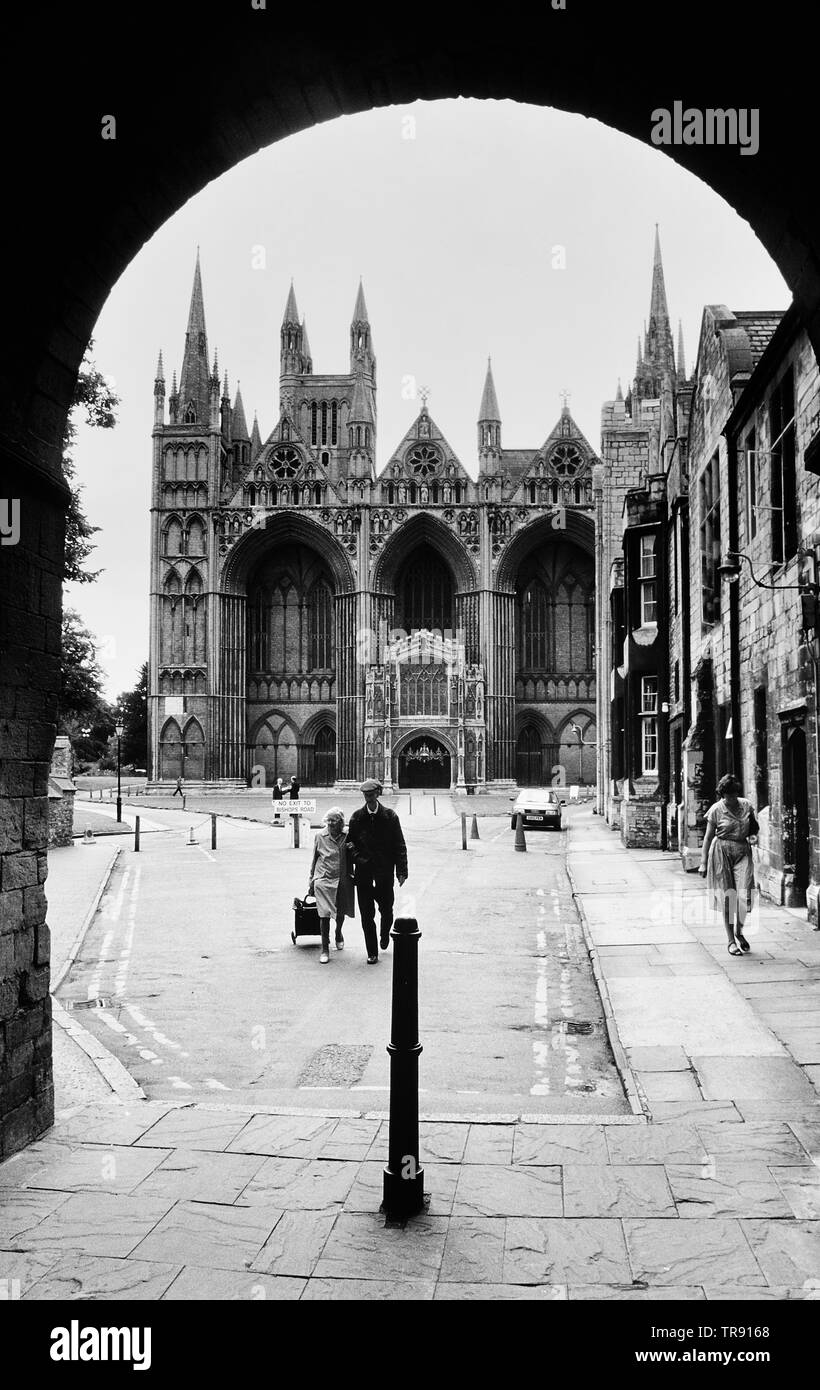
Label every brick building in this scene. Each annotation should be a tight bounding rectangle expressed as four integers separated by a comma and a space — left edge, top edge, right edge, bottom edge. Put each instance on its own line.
148, 258, 599, 794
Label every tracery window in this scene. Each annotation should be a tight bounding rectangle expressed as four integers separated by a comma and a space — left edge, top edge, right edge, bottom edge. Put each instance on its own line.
268, 446, 300, 479
550, 444, 583, 477
407, 444, 441, 478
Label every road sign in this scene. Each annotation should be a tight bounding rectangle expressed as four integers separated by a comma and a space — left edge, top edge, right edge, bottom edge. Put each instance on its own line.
285, 799, 316, 815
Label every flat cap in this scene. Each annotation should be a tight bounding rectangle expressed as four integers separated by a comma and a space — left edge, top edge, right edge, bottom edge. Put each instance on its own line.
360, 778, 382, 793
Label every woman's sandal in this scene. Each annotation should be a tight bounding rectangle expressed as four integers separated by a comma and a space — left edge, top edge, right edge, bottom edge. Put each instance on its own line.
735, 931, 751, 953
727, 941, 743, 956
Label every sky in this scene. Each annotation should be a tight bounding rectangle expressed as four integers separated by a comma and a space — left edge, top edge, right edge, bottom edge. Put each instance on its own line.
69, 97, 790, 700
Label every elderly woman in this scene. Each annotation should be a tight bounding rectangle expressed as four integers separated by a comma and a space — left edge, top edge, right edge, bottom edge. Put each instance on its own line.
308, 808, 355, 964
698, 774, 759, 956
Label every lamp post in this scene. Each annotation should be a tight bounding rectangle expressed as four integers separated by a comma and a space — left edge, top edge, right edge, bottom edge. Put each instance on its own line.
115, 712, 124, 823
570, 723, 585, 785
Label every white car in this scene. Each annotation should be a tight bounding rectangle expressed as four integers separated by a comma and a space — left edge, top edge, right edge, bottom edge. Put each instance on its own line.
510, 788, 564, 831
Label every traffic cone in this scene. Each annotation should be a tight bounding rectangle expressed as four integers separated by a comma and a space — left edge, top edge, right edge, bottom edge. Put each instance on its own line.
81, 828, 95, 846
186, 825, 198, 846
470, 814, 480, 840
514, 813, 527, 852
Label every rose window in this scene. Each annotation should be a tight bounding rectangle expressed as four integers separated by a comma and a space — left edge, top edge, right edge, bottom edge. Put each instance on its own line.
407, 444, 441, 478
268, 446, 300, 479
550, 444, 583, 477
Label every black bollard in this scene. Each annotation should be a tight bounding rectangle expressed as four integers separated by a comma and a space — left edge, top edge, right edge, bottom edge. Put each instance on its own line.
382, 917, 425, 1221
292, 812, 300, 849
470, 813, 480, 840
134, 816, 140, 852
211, 814, 217, 851
461, 812, 467, 850
514, 811, 527, 852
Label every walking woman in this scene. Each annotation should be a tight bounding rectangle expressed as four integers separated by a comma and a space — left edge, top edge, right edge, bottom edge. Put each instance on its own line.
698, 774, 759, 956
307, 808, 355, 964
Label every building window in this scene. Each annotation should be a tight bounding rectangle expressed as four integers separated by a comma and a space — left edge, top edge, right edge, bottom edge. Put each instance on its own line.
699, 453, 721, 624
745, 427, 757, 541
640, 675, 659, 775
639, 533, 657, 625
769, 367, 797, 564
331, 400, 338, 446
321, 402, 328, 446
519, 580, 548, 669
311, 402, 317, 445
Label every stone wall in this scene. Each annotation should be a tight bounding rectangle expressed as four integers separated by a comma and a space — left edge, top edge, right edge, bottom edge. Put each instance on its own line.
0, 464, 65, 1158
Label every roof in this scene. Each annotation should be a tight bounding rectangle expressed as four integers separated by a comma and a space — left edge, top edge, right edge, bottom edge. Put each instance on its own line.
732, 311, 786, 367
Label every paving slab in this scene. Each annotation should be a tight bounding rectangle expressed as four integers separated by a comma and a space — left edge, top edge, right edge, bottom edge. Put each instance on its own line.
452, 1165, 562, 1218
563, 1164, 676, 1217
162, 1268, 306, 1299
438, 1216, 506, 1283
604, 1124, 708, 1166
6, 1192, 174, 1259
435, 1280, 566, 1299
250, 1208, 338, 1278
742, 1219, 820, 1285
130, 1200, 285, 1272
692, 1056, 818, 1103
666, 1163, 793, 1218
570, 1284, 706, 1300
303, 1277, 436, 1300
22, 1144, 171, 1196
226, 1114, 339, 1158
343, 1160, 458, 1216
639, 1071, 702, 1104
623, 1217, 766, 1286
770, 1168, 820, 1220
503, 1217, 632, 1285
132, 1149, 268, 1204
237, 1156, 359, 1210
136, 1108, 249, 1152
22, 1255, 181, 1301
694, 1121, 813, 1165
513, 1124, 609, 1166
606, 978, 785, 1055
626, 1047, 690, 1073
463, 1124, 515, 1165
0, 1190, 73, 1243
313, 1212, 449, 1281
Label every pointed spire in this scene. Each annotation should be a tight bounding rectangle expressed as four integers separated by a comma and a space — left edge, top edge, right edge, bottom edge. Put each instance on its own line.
282, 280, 299, 325
352, 278, 369, 324
155, 350, 165, 382
178, 250, 210, 424
301, 319, 312, 366
677, 319, 687, 379
649, 226, 671, 331
478, 357, 501, 422
616, 378, 624, 402
222, 369, 230, 398
250, 412, 262, 458
232, 386, 249, 441
171, 369, 177, 394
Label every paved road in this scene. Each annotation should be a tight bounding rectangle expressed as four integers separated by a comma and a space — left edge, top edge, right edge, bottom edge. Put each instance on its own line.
55, 802, 628, 1117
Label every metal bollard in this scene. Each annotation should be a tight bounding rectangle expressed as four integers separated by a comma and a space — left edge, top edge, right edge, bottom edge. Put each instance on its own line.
514, 812, 527, 852
292, 813, 300, 849
470, 813, 480, 840
211, 814, 217, 851
134, 816, 140, 852
182, 795, 186, 812
461, 812, 467, 850
382, 917, 425, 1221
433, 796, 436, 816
408, 794, 412, 816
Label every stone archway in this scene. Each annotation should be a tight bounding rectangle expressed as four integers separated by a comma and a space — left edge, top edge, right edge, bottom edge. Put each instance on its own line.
3, 6, 819, 1154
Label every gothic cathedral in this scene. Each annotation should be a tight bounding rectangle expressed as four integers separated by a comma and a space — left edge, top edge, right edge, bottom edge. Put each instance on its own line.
148, 258, 598, 791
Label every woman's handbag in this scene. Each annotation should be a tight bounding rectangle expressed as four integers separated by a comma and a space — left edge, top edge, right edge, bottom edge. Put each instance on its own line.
291, 894, 320, 944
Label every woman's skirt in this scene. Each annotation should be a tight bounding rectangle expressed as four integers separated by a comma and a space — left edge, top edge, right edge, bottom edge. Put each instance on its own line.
706, 838, 754, 922
312, 878, 339, 920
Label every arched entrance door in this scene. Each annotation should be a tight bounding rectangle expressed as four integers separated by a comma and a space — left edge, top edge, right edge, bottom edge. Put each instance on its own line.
782, 721, 809, 904
398, 736, 451, 789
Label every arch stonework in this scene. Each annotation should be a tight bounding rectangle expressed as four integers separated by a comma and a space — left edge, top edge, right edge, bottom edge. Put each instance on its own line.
2, 6, 817, 1152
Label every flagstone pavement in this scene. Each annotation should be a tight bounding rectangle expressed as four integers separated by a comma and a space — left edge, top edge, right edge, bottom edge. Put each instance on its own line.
1, 809, 819, 1300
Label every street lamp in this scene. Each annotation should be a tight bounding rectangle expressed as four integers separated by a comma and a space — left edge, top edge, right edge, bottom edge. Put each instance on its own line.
115, 712, 124, 823
570, 722, 584, 785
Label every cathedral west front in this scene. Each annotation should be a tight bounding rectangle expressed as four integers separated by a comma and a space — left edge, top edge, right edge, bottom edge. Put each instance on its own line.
148, 258, 598, 791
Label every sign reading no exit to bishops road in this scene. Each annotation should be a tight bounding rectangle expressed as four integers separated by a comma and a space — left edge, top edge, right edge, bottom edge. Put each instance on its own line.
283, 800, 316, 815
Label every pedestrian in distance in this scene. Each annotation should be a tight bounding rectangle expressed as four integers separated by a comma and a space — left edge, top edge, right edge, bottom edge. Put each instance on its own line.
307, 808, 355, 963
272, 776, 284, 825
289, 775, 301, 800
698, 773, 759, 956
173, 776, 184, 798
347, 778, 408, 964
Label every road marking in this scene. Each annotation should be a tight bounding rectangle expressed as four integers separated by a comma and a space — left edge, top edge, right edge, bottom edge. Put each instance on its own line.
204, 1078, 229, 1090
114, 862, 141, 997
96, 1012, 127, 1035
168, 1076, 193, 1089
196, 845, 216, 863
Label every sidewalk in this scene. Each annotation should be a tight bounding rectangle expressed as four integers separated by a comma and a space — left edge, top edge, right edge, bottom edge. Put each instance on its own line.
1, 810, 818, 1300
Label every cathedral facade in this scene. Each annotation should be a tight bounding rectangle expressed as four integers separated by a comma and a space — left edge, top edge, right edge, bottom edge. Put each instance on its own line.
148, 259, 598, 791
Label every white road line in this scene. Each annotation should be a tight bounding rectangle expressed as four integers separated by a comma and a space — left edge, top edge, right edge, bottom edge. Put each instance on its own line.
114, 862, 141, 997
204, 1078, 229, 1090
96, 1012, 127, 1035
196, 845, 216, 863
168, 1076, 193, 1090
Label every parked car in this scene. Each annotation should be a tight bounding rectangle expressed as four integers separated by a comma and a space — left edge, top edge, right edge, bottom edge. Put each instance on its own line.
510, 788, 564, 831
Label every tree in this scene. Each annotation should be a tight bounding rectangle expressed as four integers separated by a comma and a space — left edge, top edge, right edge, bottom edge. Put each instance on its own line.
58, 609, 115, 766
116, 662, 149, 769
62, 341, 119, 585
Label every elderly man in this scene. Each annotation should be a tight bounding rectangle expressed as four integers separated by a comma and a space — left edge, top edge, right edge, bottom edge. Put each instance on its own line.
347, 779, 408, 964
